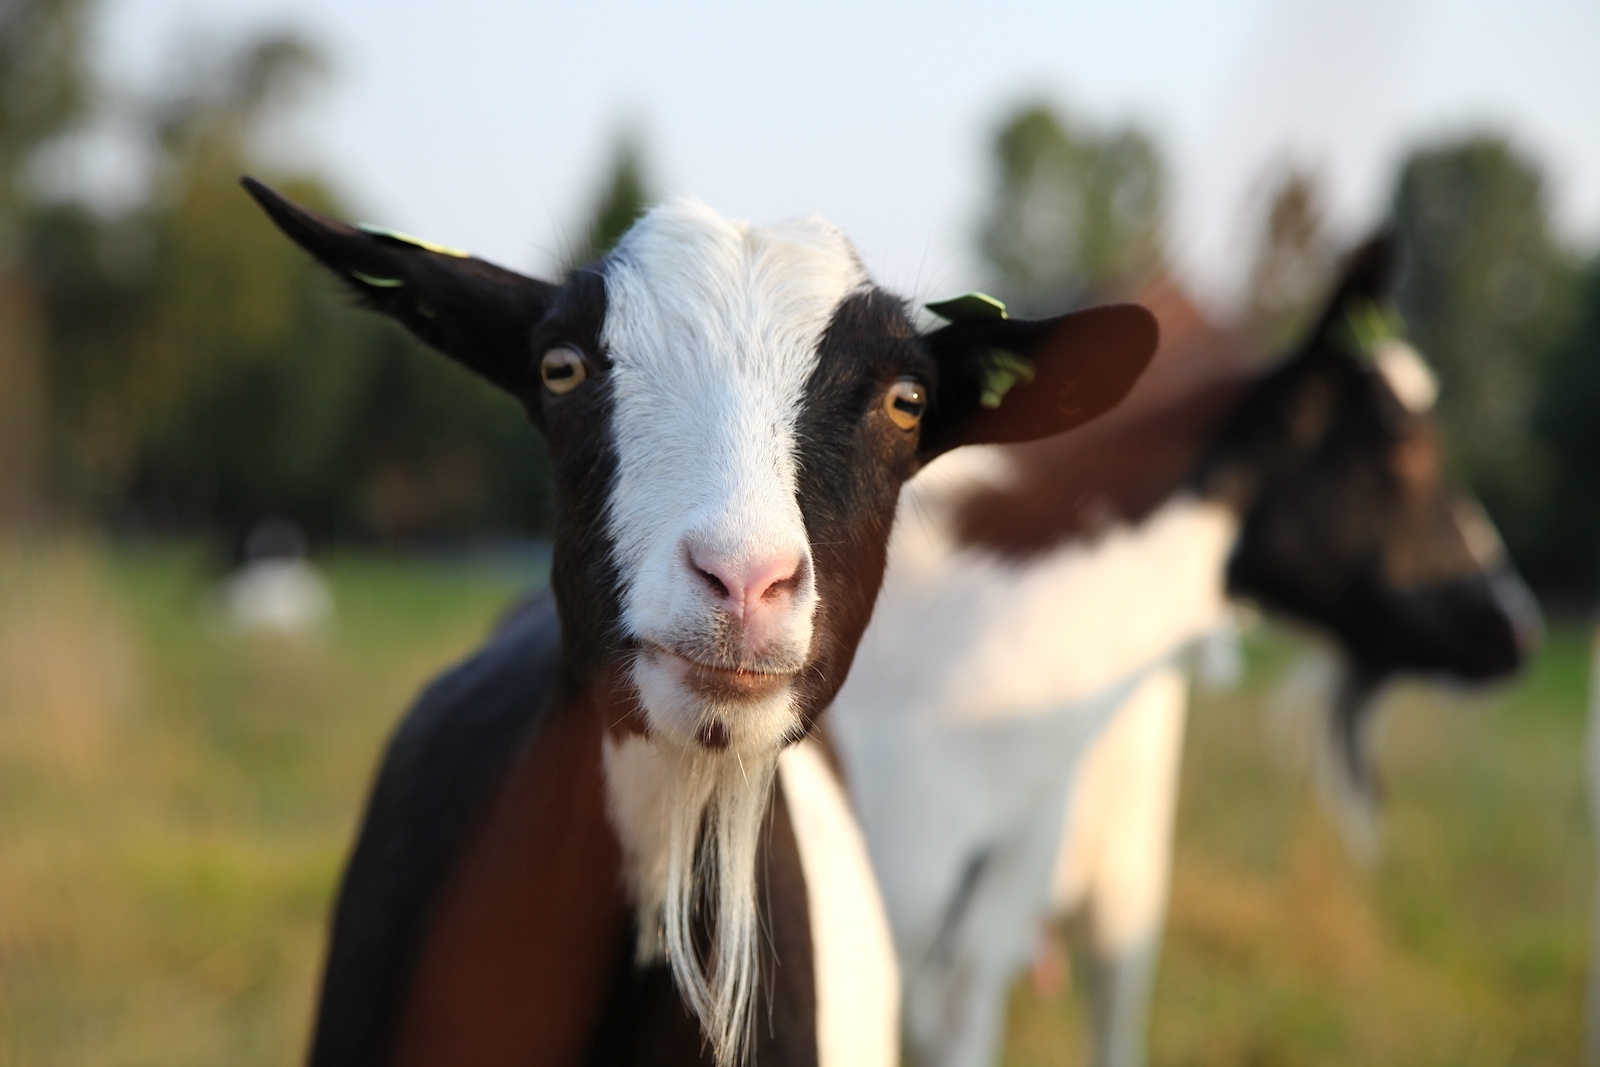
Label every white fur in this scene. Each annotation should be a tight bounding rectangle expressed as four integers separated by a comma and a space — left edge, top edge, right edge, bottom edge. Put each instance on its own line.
1373, 338, 1438, 413
596, 199, 873, 1065
602, 730, 778, 1063
829, 445, 1237, 1067
604, 198, 868, 753
603, 731, 901, 1067
778, 741, 901, 1067
1049, 666, 1187, 1067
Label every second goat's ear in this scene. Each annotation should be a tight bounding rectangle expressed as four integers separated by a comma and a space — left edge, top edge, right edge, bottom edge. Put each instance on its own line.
919, 303, 1159, 458
242, 177, 557, 396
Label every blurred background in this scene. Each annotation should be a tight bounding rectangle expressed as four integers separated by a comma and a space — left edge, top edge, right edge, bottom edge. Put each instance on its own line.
0, 0, 1596, 1063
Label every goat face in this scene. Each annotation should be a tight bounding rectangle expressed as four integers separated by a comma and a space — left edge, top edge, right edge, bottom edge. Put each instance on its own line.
244, 181, 1161, 1066
1208, 235, 1540, 687
550, 202, 923, 756
242, 182, 1160, 759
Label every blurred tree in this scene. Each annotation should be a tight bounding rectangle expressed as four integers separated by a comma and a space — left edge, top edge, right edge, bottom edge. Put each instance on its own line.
1244, 166, 1333, 351
0, 0, 93, 525
0, 0, 90, 218
1391, 135, 1579, 569
563, 130, 653, 271
31, 31, 549, 545
977, 101, 1164, 315
1531, 255, 1600, 596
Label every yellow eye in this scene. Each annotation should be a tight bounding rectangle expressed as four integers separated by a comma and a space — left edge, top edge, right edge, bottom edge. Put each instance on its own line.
541, 346, 587, 394
884, 378, 926, 431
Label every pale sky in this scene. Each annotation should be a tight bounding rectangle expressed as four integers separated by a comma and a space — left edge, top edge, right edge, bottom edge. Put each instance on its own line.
82, 0, 1600, 313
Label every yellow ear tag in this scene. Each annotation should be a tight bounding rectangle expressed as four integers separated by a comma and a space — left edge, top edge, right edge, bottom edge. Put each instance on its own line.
357, 223, 470, 259
926, 291, 1008, 322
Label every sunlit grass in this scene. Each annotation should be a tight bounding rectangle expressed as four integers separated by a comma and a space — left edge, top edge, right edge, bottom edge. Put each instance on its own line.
0, 539, 526, 1067
1005, 625, 1594, 1067
0, 539, 1590, 1065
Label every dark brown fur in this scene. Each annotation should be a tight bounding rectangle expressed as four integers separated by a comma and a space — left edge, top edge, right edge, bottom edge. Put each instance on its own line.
952, 280, 1253, 558
390, 690, 630, 1065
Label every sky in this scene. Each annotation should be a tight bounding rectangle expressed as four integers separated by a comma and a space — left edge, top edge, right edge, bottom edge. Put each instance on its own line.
80, 0, 1600, 313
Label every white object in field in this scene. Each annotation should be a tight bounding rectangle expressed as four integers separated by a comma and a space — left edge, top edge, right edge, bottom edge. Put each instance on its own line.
219, 557, 333, 636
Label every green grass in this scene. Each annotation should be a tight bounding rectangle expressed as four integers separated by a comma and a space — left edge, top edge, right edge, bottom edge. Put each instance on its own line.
0, 539, 528, 1067
1005, 626, 1595, 1067
0, 539, 1591, 1065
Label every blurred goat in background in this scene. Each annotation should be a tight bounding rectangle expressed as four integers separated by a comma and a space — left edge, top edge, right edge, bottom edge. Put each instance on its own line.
831, 234, 1537, 1067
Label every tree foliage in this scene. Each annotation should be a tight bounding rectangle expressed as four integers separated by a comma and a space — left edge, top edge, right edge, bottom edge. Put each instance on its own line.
0, 0, 93, 524
0, 0, 91, 224
977, 101, 1165, 314
1391, 135, 1580, 570
27, 31, 549, 544
1244, 167, 1334, 350
564, 131, 653, 271
1530, 254, 1600, 594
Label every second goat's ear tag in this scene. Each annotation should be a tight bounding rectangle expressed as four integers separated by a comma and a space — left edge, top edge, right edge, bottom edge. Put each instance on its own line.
926, 291, 1008, 322
357, 222, 470, 259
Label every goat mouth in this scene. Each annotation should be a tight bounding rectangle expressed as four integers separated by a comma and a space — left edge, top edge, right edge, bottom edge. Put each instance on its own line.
646, 645, 799, 703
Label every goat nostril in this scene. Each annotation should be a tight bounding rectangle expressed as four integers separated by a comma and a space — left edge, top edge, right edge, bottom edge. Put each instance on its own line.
762, 568, 802, 601
685, 541, 806, 610
696, 565, 730, 600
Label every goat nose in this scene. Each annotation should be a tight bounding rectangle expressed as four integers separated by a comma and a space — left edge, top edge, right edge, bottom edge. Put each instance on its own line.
686, 542, 805, 619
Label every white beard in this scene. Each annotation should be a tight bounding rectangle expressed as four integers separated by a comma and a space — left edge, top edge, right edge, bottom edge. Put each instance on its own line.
603, 731, 780, 1065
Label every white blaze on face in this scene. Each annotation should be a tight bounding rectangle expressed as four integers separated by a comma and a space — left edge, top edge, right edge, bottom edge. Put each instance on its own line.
598, 200, 874, 1066
603, 198, 868, 752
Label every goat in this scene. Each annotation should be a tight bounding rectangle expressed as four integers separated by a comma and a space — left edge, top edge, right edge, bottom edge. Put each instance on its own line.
241, 178, 1159, 1067
828, 234, 1539, 1067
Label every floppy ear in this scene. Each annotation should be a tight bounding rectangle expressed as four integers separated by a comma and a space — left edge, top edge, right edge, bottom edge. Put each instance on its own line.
918, 303, 1159, 458
240, 177, 557, 396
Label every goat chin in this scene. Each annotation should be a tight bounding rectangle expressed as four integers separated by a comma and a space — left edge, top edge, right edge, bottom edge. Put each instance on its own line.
603, 730, 782, 1066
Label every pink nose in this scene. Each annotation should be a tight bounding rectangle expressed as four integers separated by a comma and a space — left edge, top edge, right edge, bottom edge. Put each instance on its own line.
687, 542, 805, 623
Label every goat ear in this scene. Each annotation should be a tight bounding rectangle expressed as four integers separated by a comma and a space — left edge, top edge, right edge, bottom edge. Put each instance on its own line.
241, 177, 557, 396
919, 303, 1159, 458
1303, 229, 1401, 354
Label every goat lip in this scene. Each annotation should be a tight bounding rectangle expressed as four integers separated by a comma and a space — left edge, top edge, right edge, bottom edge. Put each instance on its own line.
647, 646, 797, 702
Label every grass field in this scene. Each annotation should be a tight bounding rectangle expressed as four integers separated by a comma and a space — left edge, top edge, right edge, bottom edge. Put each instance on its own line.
0, 539, 1591, 1066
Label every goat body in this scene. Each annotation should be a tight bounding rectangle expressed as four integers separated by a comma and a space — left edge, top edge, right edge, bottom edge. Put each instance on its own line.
832, 237, 1535, 1067
243, 180, 1159, 1066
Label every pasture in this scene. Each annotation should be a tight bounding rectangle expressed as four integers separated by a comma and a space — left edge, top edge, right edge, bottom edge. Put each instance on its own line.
0, 539, 1589, 1066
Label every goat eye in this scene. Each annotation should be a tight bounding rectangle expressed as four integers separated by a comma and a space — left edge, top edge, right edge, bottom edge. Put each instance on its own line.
541, 346, 587, 394
884, 378, 926, 431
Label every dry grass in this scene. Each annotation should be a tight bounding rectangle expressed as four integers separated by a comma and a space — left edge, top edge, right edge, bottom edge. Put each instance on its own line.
0, 538, 524, 1067
0, 540, 1589, 1065
1004, 625, 1594, 1067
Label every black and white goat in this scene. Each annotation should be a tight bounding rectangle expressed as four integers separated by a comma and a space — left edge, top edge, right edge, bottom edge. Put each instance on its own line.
242, 179, 1158, 1067
828, 235, 1539, 1067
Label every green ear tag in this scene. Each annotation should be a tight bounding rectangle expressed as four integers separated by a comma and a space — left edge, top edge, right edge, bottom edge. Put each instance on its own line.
979, 349, 1036, 408
350, 271, 405, 288
1341, 299, 1406, 356
926, 291, 1008, 322
357, 223, 470, 259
